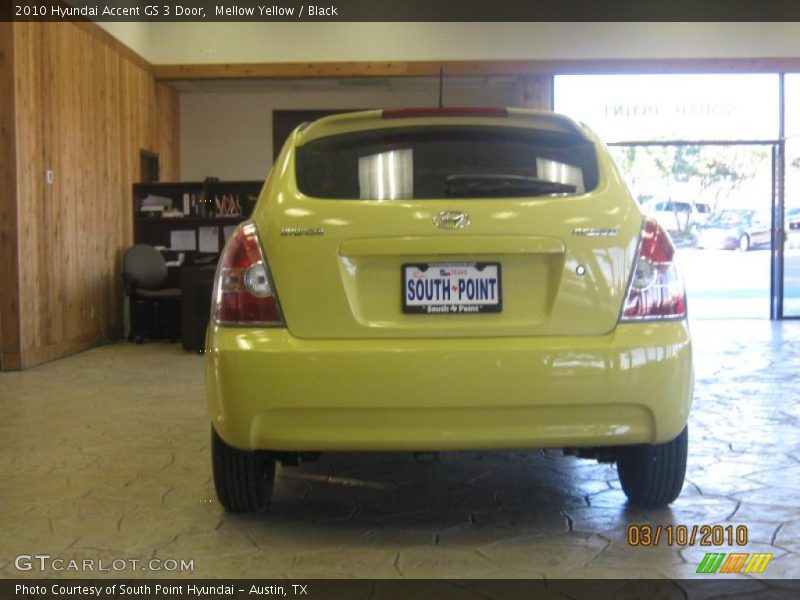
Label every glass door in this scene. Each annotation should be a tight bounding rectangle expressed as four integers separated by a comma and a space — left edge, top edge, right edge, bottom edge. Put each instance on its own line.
608, 143, 774, 319
782, 135, 800, 316
554, 73, 795, 319
781, 75, 800, 317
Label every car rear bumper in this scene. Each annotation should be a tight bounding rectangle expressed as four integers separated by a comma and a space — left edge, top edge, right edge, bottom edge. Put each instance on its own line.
205, 322, 693, 451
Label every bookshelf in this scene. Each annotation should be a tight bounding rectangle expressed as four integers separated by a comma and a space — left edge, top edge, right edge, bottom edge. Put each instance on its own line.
131, 180, 263, 351
132, 180, 263, 262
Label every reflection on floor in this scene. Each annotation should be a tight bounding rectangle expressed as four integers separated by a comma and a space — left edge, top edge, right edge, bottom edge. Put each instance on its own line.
1, 319, 799, 580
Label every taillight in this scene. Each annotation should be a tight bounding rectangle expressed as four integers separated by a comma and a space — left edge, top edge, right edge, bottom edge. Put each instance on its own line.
620, 218, 687, 321
212, 222, 285, 326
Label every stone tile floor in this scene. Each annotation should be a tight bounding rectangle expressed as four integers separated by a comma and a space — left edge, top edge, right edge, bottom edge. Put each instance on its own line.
1, 319, 799, 584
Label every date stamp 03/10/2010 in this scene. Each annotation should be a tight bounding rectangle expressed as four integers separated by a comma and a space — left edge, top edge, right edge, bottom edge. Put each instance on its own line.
627, 524, 773, 574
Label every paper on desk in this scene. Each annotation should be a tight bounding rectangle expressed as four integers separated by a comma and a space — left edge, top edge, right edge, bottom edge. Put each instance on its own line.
223, 225, 237, 241
141, 194, 172, 211
198, 226, 219, 253
165, 252, 186, 267
170, 230, 196, 251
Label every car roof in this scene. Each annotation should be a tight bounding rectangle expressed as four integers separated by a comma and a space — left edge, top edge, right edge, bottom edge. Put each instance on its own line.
294, 108, 592, 146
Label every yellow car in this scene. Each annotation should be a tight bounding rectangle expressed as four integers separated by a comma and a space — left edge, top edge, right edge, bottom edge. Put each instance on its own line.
205, 108, 693, 512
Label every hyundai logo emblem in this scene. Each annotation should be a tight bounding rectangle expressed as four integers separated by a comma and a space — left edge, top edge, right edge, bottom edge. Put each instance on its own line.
433, 210, 471, 230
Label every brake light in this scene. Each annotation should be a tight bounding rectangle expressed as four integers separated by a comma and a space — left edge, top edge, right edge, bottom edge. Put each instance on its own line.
382, 107, 508, 119
620, 218, 687, 321
213, 222, 284, 326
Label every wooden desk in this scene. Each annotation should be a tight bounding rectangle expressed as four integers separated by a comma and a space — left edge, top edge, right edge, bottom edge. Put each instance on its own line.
180, 264, 217, 352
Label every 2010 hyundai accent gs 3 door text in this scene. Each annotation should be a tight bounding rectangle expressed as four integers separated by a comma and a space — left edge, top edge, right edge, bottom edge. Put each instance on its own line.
205, 108, 693, 512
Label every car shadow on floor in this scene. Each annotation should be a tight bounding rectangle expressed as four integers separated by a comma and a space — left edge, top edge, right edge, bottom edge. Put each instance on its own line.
223, 450, 668, 544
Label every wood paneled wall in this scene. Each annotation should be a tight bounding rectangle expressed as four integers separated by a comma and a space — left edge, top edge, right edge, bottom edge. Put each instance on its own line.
0, 22, 21, 366
1, 23, 178, 369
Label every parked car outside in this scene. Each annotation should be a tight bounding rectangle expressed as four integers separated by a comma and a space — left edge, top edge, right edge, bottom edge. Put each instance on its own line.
205, 108, 693, 512
692, 201, 714, 226
784, 206, 800, 248
643, 199, 712, 236
694, 209, 771, 251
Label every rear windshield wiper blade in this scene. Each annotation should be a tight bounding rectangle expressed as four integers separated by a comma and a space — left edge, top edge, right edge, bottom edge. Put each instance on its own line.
444, 174, 577, 197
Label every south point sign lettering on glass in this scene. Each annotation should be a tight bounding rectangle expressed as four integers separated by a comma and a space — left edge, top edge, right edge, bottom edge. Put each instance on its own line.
554, 74, 779, 143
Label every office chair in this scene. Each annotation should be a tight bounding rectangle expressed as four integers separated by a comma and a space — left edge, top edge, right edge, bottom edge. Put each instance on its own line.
122, 244, 181, 343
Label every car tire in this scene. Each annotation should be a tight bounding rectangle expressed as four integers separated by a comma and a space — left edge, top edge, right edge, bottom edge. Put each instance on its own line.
616, 426, 688, 508
212, 427, 276, 512
738, 234, 751, 252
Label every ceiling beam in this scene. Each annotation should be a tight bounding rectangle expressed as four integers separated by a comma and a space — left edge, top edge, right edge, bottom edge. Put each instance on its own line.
152, 57, 800, 81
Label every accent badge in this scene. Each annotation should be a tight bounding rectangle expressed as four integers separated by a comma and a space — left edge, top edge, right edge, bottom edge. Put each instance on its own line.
433, 211, 471, 230
572, 228, 618, 237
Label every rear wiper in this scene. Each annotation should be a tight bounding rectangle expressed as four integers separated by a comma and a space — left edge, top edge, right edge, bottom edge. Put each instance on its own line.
445, 174, 577, 197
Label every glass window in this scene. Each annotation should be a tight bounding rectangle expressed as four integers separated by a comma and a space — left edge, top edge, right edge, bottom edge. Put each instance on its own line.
786, 74, 800, 138
358, 149, 414, 200
295, 126, 599, 199
783, 75, 800, 316
554, 74, 779, 143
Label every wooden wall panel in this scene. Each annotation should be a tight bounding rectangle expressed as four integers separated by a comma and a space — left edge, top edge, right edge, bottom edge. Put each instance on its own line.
153, 57, 800, 82
2, 22, 179, 369
13, 23, 48, 366
0, 22, 21, 369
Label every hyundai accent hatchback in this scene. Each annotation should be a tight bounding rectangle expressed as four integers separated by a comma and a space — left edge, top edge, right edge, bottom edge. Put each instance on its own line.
205, 108, 693, 512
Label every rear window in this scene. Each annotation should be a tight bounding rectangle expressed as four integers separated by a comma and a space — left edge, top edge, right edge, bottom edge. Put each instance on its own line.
295, 126, 598, 200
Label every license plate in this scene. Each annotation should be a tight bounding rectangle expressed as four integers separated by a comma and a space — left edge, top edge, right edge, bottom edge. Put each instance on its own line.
402, 262, 502, 314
